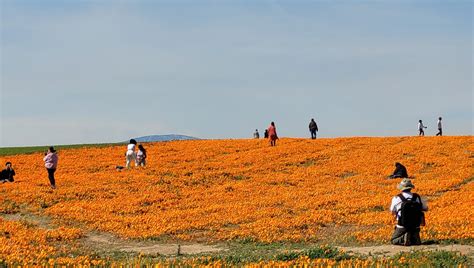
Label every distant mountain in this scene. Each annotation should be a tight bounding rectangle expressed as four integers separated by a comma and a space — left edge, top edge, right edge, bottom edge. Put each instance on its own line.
131, 134, 199, 143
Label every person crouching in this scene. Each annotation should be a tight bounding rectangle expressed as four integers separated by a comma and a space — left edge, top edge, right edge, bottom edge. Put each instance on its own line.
389, 178, 428, 246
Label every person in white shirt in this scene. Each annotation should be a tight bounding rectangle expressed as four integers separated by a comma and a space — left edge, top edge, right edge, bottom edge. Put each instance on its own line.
390, 178, 428, 246
125, 139, 138, 168
436, 117, 442, 136
418, 120, 427, 136
253, 129, 260, 139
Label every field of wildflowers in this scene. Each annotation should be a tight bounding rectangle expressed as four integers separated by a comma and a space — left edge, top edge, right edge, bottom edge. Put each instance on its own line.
0, 136, 472, 265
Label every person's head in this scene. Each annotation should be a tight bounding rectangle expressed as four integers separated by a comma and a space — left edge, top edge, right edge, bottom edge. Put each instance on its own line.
255, 129, 258, 132
395, 162, 401, 167
398, 178, 415, 192
419, 120, 422, 123
138, 144, 145, 151
130, 139, 137, 145
439, 117, 442, 120
5, 162, 12, 168
271, 122, 275, 126
48, 146, 56, 153
311, 118, 315, 122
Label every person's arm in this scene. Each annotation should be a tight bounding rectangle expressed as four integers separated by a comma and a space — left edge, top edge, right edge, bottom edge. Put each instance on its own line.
315, 124, 318, 131
420, 196, 428, 212
390, 196, 400, 218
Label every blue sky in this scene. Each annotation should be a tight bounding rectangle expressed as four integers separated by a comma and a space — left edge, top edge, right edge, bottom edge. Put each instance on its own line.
1, 0, 472, 146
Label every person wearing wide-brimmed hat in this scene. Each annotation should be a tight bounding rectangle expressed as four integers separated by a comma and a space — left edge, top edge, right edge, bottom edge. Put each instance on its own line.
389, 178, 428, 246
43, 146, 58, 189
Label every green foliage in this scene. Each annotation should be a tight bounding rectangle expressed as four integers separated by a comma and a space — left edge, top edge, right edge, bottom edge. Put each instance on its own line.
392, 250, 470, 267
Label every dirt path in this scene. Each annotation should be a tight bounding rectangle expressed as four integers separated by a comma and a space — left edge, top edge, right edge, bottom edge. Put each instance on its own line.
1, 212, 472, 257
0, 212, 226, 256
340, 244, 474, 257
85, 232, 224, 255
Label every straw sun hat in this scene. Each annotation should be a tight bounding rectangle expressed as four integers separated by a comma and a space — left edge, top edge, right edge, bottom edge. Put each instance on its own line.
398, 178, 415, 191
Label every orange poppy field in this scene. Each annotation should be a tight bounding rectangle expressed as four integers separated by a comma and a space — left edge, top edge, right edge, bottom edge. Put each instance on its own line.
0, 136, 472, 266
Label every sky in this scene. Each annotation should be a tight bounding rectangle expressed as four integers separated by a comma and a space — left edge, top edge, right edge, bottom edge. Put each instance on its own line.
0, 0, 472, 147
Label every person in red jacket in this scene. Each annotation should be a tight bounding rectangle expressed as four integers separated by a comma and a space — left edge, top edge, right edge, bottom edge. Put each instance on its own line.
267, 122, 278, 146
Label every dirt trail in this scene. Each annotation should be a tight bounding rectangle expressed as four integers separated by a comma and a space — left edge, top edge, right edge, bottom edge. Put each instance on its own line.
340, 244, 474, 257
0, 212, 225, 256
1, 212, 472, 257
85, 232, 224, 255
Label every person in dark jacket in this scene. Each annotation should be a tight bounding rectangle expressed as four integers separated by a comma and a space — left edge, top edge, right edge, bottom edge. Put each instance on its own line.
309, 118, 318, 139
264, 129, 269, 139
389, 162, 409, 179
1, 162, 15, 183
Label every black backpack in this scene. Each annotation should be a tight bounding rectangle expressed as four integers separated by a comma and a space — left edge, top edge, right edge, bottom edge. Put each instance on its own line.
397, 193, 423, 230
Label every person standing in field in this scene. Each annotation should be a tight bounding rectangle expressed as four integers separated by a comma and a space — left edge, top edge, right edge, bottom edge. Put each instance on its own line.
126, 139, 138, 168
418, 120, 427, 136
309, 118, 318, 139
1, 162, 16, 183
436, 117, 443, 136
43, 147, 58, 189
267, 122, 278, 146
253, 129, 260, 139
136, 144, 147, 167
390, 178, 428, 246
264, 129, 269, 139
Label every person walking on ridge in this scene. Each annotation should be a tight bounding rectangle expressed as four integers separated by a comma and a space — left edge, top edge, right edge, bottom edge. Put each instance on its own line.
436, 117, 443, 136
267, 122, 278, 146
254, 129, 260, 139
43, 147, 58, 189
418, 120, 427, 136
309, 118, 318, 139
390, 178, 428, 246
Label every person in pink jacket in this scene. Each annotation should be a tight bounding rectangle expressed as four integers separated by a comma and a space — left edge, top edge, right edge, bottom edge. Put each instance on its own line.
267, 121, 278, 146
43, 146, 58, 189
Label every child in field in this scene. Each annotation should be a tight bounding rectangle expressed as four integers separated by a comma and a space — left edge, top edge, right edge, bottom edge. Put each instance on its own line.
1, 162, 16, 183
136, 144, 147, 167
43, 147, 58, 189
267, 122, 278, 146
126, 139, 138, 168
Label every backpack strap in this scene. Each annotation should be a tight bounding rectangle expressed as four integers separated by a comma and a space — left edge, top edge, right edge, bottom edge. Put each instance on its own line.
411, 193, 421, 203
397, 193, 407, 202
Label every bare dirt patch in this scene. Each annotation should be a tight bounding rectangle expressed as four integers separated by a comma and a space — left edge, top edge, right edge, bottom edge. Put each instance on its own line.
1, 212, 56, 230
85, 232, 224, 255
0, 211, 225, 256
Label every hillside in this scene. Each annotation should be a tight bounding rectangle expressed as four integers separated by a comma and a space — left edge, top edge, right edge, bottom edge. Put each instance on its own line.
0, 136, 472, 265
